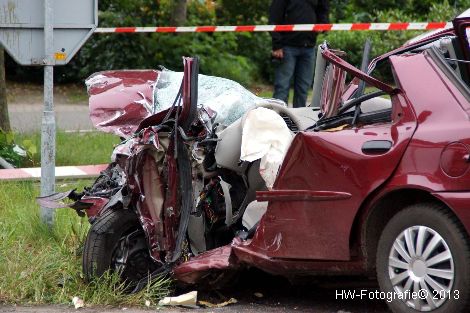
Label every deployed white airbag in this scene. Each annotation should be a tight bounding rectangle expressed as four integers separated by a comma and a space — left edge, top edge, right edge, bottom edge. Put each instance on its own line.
240, 107, 293, 188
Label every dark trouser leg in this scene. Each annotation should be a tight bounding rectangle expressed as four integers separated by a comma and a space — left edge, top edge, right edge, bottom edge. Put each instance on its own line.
293, 47, 315, 108
273, 47, 297, 105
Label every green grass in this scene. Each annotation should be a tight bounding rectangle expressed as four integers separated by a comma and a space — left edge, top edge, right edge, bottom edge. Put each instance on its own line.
0, 131, 172, 306
17, 131, 121, 167
0, 180, 171, 306
65, 89, 89, 104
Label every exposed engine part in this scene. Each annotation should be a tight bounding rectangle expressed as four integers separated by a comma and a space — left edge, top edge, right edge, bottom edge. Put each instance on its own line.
86, 163, 126, 197
195, 178, 226, 226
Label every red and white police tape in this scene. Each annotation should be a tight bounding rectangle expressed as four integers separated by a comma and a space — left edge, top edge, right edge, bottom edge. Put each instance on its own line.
0, 164, 108, 181
95, 22, 452, 33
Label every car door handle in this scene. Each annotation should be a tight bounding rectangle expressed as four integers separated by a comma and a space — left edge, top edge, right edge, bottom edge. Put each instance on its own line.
361, 140, 392, 154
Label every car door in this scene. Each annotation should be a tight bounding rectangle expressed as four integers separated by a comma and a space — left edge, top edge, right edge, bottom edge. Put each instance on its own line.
253, 47, 418, 261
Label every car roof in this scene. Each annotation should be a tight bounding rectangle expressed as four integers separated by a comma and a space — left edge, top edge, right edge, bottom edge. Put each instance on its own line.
458, 8, 470, 18
406, 9, 470, 46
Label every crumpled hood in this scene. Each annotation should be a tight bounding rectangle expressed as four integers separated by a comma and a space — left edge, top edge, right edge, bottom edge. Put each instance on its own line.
86, 69, 288, 139
86, 70, 159, 138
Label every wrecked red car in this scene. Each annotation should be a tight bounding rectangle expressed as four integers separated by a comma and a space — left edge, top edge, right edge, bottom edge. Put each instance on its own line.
39, 12, 470, 313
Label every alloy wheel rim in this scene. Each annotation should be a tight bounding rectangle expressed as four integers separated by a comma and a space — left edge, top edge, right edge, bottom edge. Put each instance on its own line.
388, 225, 454, 311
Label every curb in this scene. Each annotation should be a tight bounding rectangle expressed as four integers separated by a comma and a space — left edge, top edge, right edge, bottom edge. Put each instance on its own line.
0, 164, 108, 181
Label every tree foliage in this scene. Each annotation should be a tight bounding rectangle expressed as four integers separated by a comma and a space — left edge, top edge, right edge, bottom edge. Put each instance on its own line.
58, 0, 258, 86
4, 0, 470, 86
216, 0, 271, 24
319, 0, 469, 69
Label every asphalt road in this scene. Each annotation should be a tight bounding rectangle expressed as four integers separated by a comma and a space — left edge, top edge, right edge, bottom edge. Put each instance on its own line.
9, 103, 93, 133
1, 273, 391, 313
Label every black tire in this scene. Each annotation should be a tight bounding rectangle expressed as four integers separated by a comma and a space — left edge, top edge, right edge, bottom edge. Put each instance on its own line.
377, 203, 470, 313
83, 209, 159, 284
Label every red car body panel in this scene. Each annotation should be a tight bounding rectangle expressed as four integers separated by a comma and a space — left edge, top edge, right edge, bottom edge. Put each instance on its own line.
81, 196, 109, 218
250, 107, 416, 261
88, 70, 159, 138
256, 190, 352, 202
432, 192, 470, 235
174, 19, 470, 281
385, 52, 470, 192
82, 58, 200, 265
127, 149, 168, 259
173, 237, 366, 284
372, 52, 470, 232
53, 16, 470, 285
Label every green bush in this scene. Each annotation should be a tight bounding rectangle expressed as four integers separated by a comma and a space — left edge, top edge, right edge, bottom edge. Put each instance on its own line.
319, 2, 463, 70
350, 0, 465, 18
5, 0, 470, 86
55, 0, 257, 86
0, 131, 36, 168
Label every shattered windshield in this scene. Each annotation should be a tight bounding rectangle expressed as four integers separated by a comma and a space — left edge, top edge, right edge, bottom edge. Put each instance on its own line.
86, 69, 286, 138
153, 70, 285, 126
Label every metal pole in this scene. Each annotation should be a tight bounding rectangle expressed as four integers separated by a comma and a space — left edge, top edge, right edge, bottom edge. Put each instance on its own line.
40, 0, 55, 226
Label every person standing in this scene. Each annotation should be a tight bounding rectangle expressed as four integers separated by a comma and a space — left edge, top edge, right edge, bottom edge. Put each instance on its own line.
269, 0, 329, 108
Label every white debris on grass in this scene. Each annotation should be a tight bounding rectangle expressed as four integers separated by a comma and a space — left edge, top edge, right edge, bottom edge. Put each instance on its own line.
72, 296, 84, 309
254, 292, 264, 298
158, 290, 198, 308
13, 145, 27, 157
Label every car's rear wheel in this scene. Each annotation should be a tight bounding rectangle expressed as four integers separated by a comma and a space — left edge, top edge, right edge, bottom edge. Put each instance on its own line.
376, 203, 470, 313
83, 209, 160, 286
